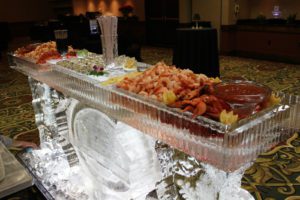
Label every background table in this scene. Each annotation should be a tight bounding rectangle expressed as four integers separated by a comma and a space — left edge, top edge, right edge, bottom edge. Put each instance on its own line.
173, 28, 220, 77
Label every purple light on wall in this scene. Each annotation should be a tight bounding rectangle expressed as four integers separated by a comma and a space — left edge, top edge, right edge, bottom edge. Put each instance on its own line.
272, 6, 281, 18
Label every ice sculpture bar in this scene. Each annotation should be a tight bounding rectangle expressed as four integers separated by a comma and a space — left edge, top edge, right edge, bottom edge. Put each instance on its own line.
9, 53, 300, 200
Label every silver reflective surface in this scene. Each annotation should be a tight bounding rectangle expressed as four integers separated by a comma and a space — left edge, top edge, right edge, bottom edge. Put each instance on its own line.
0, 142, 32, 198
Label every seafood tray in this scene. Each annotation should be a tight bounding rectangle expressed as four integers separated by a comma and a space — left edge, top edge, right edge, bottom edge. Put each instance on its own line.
9, 54, 300, 172
8, 53, 52, 73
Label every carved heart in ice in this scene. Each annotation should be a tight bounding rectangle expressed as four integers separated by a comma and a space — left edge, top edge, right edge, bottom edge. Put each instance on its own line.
67, 99, 161, 200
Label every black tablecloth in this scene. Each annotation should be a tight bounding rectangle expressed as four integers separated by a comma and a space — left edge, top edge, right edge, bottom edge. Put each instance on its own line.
173, 28, 220, 77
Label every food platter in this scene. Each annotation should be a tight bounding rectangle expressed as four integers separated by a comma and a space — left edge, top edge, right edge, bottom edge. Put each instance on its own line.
9, 51, 299, 172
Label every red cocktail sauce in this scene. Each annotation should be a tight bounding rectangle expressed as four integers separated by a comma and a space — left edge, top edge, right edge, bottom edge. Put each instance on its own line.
214, 81, 272, 118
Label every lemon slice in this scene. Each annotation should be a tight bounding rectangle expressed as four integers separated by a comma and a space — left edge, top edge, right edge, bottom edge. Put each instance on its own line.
101, 71, 141, 86
123, 57, 137, 71
266, 93, 281, 107
163, 90, 177, 105
220, 110, 238, 125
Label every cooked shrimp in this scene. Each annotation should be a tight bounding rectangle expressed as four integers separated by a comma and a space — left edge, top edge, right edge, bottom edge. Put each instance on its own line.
116, 62, 228, 120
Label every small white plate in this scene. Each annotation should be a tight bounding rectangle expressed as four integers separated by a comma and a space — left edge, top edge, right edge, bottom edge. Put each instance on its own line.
123, 67, 137, 72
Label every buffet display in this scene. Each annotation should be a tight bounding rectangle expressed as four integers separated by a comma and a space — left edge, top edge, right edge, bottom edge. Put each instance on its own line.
116, 62, 281, 125
9, 41, 300, 200
13, 42, 281, 125
11, 41, 299, 167
14, 41, 76, 64
57, 52, 105, 74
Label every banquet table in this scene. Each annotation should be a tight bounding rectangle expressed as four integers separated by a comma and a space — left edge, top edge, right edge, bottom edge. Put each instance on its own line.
8, 53, 300, 200
172, 28, 220, 77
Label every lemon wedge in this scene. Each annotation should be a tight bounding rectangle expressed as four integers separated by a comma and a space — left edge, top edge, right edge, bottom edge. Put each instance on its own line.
266, 93, 281, 107
209, 77, 222, 83
220, 110, 238, 125
163, 90, 177, 105
123, 57, 137, 71
101, 72, 141, 86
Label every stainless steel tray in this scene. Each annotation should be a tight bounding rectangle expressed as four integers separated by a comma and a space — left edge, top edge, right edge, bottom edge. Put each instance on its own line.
0, 142, 33, 198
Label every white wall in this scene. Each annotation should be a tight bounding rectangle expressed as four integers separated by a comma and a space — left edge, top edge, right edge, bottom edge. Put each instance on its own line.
248, 0, 300, 19
179, 0, 192, 23
188, 0, 300, 26
221, 0, 250, 25
237, 0, 250, 19
192, 0, 222, 48
192, 0, 222, 29
73, 0, 145, 21
221, 0, 231, 25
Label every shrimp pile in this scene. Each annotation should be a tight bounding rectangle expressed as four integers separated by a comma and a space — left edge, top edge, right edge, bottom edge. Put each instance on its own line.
14, 44, 37, 56
15, 41, 60, 64
117, 62, 231, 120
22, 41, 58, 60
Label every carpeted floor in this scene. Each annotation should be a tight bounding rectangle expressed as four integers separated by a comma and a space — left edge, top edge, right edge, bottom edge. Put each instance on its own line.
0, 38, 45, 200
0, 38, 40, 149
0, 38, 300, 199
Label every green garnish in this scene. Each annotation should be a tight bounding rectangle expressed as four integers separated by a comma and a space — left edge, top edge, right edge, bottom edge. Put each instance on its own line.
89, 71, 108, 76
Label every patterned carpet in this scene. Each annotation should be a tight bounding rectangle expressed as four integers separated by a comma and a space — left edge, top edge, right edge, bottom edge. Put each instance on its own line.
0, 38, 44, 200
0, 38, 300, 199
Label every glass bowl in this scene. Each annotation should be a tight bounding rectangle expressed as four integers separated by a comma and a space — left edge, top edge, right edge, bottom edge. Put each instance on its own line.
214, 80, 272, 118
